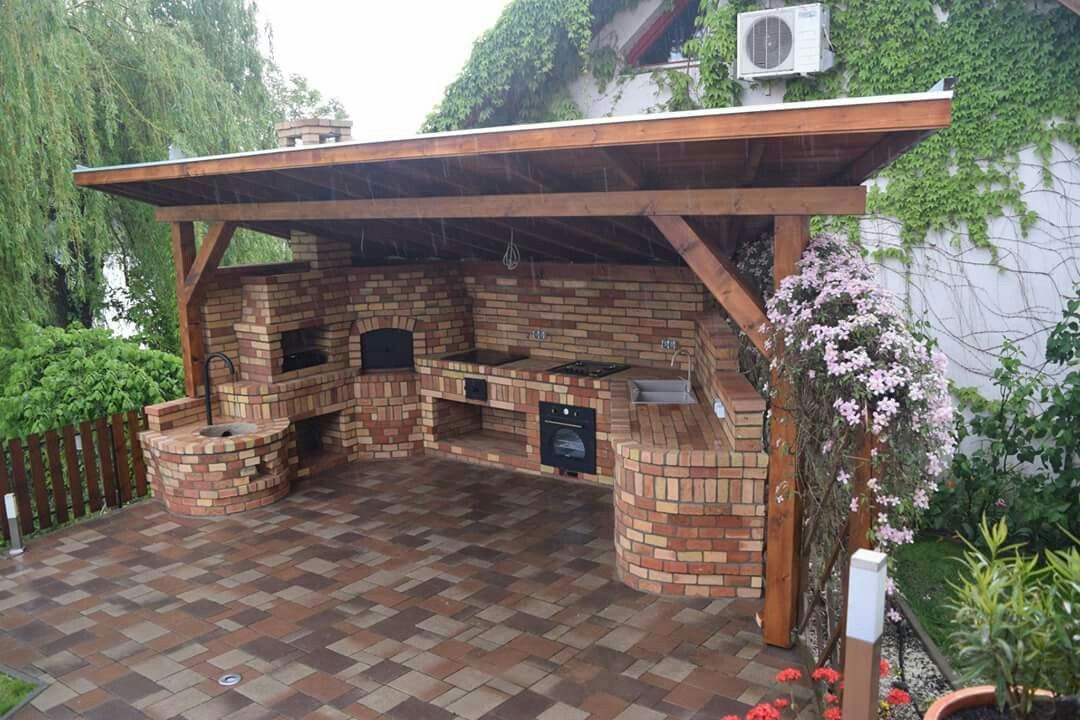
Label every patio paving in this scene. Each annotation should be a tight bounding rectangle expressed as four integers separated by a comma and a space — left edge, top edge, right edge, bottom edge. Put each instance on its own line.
1, 456, 810, 720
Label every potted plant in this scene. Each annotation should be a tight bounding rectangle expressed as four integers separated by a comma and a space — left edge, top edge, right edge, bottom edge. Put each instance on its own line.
925, 519, 1079, 720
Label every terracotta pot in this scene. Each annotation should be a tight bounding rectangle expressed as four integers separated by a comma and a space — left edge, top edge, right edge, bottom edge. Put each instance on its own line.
925, 686, 999, 720
925, 686, 1057, 720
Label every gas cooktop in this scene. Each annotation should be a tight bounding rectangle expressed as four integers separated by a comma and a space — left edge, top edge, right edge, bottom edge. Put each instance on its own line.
442, 349, 529, 366
549, 360, 630, 378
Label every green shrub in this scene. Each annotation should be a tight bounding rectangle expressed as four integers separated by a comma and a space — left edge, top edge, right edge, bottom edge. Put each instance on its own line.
949, 518, 1079, 719
0, 324, 184, 439
931, 290, 1079, 551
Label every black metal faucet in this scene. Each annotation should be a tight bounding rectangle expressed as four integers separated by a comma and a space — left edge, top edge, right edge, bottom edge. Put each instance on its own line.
204, 352, 235, 427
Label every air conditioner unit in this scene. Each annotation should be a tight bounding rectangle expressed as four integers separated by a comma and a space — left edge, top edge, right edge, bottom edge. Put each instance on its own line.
737, 3, 833, 80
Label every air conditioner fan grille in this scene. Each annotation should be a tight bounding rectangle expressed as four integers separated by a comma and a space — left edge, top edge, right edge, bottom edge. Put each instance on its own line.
746, 15, 793, 70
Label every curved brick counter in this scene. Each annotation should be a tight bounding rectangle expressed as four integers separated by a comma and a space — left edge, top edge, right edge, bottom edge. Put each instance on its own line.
141, 418, 292, 516
610, 376, 767, 599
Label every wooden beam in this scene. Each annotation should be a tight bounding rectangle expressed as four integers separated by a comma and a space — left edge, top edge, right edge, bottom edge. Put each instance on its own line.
155, 187, 866, 222
171, 222, 203, 397
762, 214, 811, 648
181, 222, 236, 307
650, 215, 769, 353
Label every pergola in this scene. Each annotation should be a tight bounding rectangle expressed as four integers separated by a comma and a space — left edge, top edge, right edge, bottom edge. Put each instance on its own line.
75, 89, 952, 647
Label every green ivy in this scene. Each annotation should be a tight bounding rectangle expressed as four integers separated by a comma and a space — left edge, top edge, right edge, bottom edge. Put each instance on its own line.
423, 0, 639, 131
697, 0, 1080, 259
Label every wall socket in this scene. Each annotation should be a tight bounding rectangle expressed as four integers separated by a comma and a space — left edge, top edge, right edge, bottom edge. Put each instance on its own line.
713, 398, 727, 419
531, 329, 547, 341
660, 338, 679, 350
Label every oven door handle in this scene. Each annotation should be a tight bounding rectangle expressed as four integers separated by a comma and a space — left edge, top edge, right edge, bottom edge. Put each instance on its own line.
543, 419, 585, 429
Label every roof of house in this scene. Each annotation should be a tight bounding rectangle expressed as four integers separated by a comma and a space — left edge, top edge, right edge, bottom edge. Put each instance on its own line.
74, 91, 951, 265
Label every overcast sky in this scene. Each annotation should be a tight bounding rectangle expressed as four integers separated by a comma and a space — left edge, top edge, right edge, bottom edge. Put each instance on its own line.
256, 0, 512, 141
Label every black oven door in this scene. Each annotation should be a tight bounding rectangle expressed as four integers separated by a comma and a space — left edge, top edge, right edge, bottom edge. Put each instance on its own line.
540, 404, 596, 474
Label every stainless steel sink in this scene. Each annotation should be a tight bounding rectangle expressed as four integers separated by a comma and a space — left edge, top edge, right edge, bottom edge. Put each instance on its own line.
629, 379, 696, 405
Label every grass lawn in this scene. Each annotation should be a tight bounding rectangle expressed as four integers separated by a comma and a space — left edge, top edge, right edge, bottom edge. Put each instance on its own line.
892, 534, 966, 666
0, 671, 36, 716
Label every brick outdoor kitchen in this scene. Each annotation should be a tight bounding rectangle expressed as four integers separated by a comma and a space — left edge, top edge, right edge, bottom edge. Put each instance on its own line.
73, 92, 953, 643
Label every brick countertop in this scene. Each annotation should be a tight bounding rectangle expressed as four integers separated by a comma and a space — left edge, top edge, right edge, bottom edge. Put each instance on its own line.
141, 416, 290, 454
421, 351, 723, 453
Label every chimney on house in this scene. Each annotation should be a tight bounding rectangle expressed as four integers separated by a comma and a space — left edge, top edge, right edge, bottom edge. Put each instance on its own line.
275, 118, 353, 148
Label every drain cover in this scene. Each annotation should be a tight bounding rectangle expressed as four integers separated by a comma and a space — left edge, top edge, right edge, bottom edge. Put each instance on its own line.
218, 673, 242, 687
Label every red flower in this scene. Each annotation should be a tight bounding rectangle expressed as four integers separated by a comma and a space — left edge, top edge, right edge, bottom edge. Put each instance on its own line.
825, 694, 840, 706
748, 703, 782, 720
811, 667, 842, 685
773, 698, 790, 709
886, 689, 911, 706
775, 668, 803, 683
879, 658, 890, 679
823, 707, 842, 720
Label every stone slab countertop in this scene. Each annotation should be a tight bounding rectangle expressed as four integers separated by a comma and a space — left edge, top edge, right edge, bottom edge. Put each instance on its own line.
140, 416, 290, 455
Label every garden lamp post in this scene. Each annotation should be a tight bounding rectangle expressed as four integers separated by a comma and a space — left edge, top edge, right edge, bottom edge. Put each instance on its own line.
843, 549, 888, 720
5, 493, 24, 555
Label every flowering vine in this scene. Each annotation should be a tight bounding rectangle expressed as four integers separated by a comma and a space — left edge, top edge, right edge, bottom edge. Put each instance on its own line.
764, 234, 956, 548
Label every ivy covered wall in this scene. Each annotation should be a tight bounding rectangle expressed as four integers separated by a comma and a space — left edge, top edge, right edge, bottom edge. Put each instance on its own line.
426, 0, 1080, 391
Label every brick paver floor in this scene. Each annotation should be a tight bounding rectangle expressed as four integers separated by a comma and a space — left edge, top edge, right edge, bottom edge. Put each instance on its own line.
1, 456, 811, 719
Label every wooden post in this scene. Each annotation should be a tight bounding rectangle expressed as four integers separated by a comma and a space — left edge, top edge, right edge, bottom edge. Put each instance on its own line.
171, 222, 202, 397
762, 215, 810, 647
842, 549, 888, 720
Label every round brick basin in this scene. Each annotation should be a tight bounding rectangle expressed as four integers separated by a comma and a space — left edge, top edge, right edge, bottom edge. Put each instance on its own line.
609, 380, 767, 599
140, 418, 292, 516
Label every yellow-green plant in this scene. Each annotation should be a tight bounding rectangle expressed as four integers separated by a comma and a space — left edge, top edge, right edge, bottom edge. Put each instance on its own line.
949, 518, 1080, 719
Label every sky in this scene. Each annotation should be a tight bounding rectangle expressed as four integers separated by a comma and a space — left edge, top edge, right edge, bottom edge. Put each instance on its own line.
256, 0, 513, 141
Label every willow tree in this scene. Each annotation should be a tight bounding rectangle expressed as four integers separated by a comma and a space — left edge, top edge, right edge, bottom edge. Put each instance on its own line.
0, 0, 311, 351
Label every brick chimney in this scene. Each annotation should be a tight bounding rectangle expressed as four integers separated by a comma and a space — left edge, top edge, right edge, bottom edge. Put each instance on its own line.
275, 118, 353, 148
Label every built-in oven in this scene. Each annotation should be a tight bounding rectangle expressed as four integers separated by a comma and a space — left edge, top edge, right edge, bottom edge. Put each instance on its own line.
539, 402, 596, 475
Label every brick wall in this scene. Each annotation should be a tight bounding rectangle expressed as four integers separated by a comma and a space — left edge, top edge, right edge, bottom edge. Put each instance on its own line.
463, 263, 703, 367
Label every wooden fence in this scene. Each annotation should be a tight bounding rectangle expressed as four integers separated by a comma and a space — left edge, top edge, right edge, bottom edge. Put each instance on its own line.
0, 410, 147, 539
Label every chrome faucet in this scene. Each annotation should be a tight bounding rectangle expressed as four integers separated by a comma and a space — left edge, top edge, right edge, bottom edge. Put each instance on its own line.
204, 352, 235, 427
670, 347, 694, 393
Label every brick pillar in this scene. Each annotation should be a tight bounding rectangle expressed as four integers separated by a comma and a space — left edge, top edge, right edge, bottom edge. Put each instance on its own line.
290, 231, 351, 271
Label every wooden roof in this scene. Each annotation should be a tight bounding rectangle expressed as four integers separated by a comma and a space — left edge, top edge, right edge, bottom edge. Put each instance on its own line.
74, 91, 952, 265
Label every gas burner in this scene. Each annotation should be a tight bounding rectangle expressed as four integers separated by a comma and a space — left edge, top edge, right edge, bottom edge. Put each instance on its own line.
549, 360, 630, 378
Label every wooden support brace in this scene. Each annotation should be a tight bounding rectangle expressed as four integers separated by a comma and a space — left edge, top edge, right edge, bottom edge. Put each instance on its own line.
650, 215, 769, 354
762, 215, 810, 648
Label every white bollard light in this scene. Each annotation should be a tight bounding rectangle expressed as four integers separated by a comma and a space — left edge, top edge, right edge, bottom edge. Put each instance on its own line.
842, 548, 888, 720
5, 493, 24, 555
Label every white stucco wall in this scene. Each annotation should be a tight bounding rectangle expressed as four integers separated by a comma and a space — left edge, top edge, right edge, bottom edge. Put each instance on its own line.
572, 1, 1080, 397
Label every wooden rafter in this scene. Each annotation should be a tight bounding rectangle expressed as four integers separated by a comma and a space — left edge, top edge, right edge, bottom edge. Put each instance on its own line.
155, 187, 866, 223
650, 215, 769, 353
